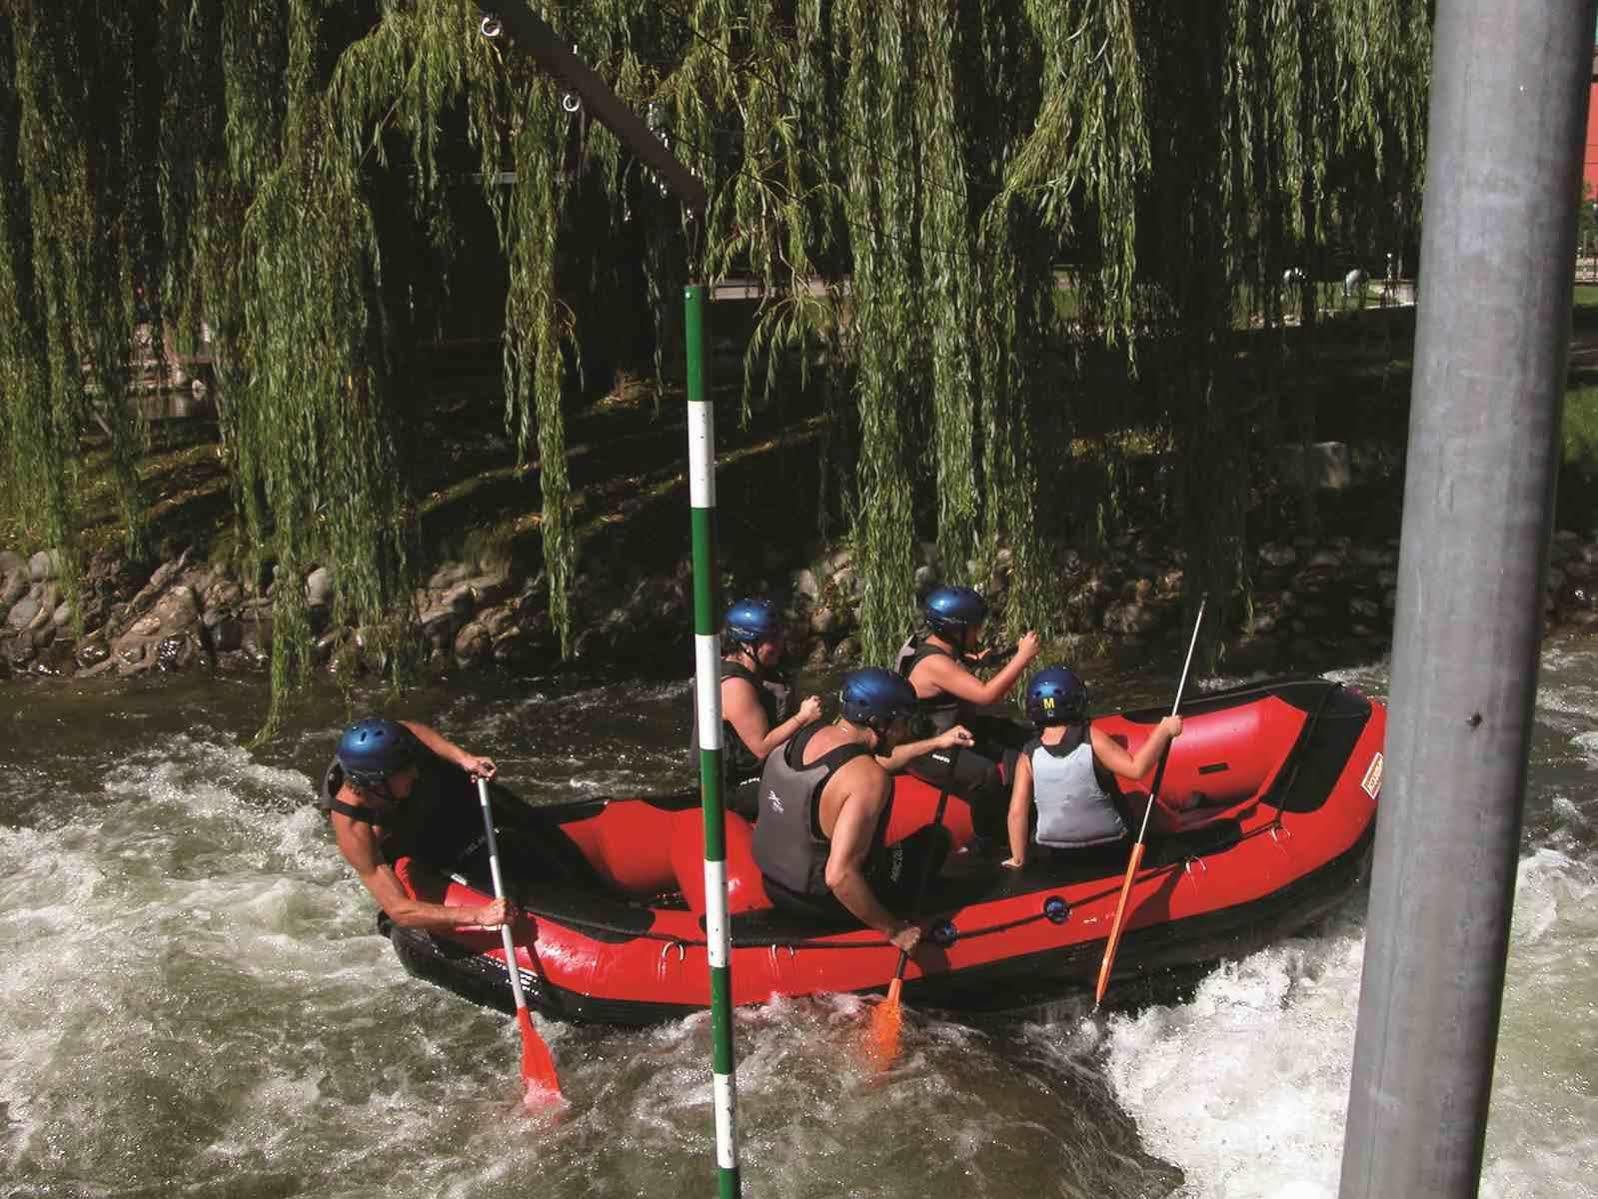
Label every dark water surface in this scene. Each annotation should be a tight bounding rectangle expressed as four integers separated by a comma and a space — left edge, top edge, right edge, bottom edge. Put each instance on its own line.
1, 646, 1593, 1197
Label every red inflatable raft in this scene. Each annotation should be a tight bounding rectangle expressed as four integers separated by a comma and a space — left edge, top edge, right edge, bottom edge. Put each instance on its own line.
385, 676, 1385, 1024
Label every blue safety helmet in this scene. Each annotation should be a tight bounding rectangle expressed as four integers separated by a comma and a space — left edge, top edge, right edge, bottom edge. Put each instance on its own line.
336, 718, 419, 787
724, 597, 782, 646
839, 667, 919, 730
1026, 666, 1088, 726
924, 585, 988, 638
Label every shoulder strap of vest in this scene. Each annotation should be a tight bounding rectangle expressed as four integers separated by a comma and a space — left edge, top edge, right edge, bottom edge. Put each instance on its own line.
898, 635, 955, 679
1033, 722, 1089, 757
326, 796, 383, 824
784, 721, 873, 774
721, 658, 759, 685
318, 758, 388, 824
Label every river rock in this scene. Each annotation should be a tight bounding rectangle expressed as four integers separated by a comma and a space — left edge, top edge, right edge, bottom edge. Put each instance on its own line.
51, 601, 73, 629
1065, 579, 1109, 633
7, 592, 41, 630
831, 636, 861, 664
202, 607, 243, 653
810, 606, 837, 636
0, 570, 25, 609
1104, 600, 1159, 636
491, 628, 531, 663
6, 634, 35, 666
29, 549, 64, 582
1349, 597, 1381, 620
420, 602, 463, 647
0, 550, 23, 577
156, 634, 198, 671
75, 636, 109, 669
454, 620, 492, 664
428, 561, 475, 590
462, 573, 515, 609
152, 585, 200, 632
1259, 542, 1296, 568
305, 566, 334, 608
203, 578, 243, 610
793, 568, 820, 602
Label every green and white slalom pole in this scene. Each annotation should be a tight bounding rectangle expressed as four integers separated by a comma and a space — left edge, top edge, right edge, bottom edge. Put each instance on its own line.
685, 282, 741, 1198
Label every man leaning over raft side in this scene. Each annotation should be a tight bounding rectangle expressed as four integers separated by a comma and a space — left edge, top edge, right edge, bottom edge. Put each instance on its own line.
318, 717, 515, 932
752, 668, 976, 953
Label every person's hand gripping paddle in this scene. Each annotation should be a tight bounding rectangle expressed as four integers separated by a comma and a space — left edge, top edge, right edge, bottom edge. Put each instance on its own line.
1093, 597, 1206, 1008
867, 789, 951, 1069
476, 776, 563, 1106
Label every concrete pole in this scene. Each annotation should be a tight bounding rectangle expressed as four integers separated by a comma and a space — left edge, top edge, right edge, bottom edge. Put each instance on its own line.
1339, 3, 1597, 1196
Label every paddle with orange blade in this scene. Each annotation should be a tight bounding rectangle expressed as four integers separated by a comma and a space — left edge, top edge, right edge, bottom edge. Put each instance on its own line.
1093, 596, 1206, 1008
868, 788, 951, 1069
476, 776, 563, 1104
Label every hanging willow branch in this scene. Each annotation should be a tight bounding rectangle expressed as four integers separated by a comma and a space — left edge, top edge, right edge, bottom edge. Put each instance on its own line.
0, 0, 1431, 701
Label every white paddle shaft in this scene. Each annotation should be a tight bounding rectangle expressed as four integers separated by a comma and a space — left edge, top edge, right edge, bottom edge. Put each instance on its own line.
1131, 597, 1207, 845
477, 777, 530, 1013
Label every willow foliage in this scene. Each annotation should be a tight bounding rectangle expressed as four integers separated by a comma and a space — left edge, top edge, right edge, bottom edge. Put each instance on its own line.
0, 0, 1430, 695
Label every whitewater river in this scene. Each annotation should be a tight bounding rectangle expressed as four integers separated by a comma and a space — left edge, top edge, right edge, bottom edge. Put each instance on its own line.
2, 643, 1594, 1198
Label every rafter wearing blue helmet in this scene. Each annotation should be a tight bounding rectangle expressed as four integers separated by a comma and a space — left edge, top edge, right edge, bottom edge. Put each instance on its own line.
751, 667, 975, 950
896, 584, 1042, 737
318, 718, 516, 934
691, 598, 822, 819
1001, 666, 1184, 871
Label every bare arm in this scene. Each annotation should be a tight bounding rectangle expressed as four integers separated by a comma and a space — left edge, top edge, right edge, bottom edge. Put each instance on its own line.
1091, 716, 1183, 781
721, 677, 821, 761
1002, 752, 1034, 868
875, 723, 974, 773
914, 632, 1040, 708
822, 762, 918, 951
333, 816, 508, 931
400, 721, 496, 779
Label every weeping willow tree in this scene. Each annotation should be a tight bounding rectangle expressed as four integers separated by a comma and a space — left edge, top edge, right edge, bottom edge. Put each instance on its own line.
0, 0, 1431, 708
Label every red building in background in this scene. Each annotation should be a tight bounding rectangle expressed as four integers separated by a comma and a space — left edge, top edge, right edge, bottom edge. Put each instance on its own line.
1587, 47, 1598, 200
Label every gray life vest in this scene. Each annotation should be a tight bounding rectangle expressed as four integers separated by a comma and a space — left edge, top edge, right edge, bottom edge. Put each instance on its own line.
895, 634, 965, 734
751, 723, 873, 899
689, 658, 794, 783
1029, 725, 1128, 849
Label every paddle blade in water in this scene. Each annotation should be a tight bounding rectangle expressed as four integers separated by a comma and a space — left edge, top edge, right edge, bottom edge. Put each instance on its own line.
867, 977, 905, 1070
516, 1007, 564, 1104
1094, 840, 1148, 1007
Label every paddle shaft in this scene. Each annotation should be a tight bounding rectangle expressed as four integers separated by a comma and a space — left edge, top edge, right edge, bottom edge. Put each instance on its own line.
1095, 598, 1207, 1005
887, 787, 952, 990
476, 778, 531, 1016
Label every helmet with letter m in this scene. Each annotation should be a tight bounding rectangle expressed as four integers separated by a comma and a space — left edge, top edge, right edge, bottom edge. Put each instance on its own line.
1025, 666, 1088, 726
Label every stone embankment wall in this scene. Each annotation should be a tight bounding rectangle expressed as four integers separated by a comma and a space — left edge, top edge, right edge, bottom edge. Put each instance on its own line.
3, 527, 1598, 681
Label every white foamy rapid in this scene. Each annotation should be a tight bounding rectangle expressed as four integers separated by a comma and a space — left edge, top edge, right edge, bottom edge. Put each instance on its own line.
1100, 650, 1598, 1199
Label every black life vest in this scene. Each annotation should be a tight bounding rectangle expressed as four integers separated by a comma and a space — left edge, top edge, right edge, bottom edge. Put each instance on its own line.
689, 657, 795, 782
751, 723, 875, 900
317, 754, 479, 867
895, 634, 967, 734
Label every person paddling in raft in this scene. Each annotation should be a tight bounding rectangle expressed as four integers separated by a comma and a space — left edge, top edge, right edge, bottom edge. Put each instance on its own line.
752, 668, 976, 952
895, 584, 1041, 815
1000, 668, 1183, 871
694, 598, 823, 819
319, 718, 515, 932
